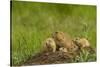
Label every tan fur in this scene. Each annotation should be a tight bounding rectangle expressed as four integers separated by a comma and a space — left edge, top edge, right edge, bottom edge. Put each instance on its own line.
73, 37, 90, 48
59, 47, 68, 52
52, 31, 78, 52
44, 38, 56, 52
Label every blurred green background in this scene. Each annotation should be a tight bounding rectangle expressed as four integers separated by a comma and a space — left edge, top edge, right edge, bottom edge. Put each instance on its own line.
11, 1, 96, 65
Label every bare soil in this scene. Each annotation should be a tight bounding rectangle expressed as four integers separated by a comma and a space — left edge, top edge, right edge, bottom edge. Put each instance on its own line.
21, 47, 95, 66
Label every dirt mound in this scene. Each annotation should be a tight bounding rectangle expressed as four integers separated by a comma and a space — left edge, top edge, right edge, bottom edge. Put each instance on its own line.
22, 47, 95, 66
22, 51, 79, 65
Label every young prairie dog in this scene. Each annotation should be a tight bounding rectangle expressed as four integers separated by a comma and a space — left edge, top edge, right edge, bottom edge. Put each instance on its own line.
59, 47, 68, 52
44, 38, 56, 52
73, 37, 90, 48
52, 31, 78, 52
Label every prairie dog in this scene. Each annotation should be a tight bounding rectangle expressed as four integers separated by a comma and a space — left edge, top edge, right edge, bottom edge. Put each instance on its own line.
52, 31, 78, 52
44, 38, 56, 52
59, 47, 68, 52
73, 37, 90, 48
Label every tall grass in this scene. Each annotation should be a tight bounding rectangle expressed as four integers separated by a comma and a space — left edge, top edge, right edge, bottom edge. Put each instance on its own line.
11, 1, 96, 65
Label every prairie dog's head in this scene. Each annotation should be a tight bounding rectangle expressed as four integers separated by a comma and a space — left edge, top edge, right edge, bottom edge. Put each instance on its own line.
52, 31, 65, 41
73, 37, 90, 48
45, 38, 56, 52
46, 38, 54, 44
73, 37, 80, 45
46, 38, 55, 47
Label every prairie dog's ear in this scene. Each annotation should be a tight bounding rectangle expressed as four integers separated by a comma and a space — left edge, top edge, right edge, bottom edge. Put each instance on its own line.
53, 31, 61, 35
52, 31, 59, 38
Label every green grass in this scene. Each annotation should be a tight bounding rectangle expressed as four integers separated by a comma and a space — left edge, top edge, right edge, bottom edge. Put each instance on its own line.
11, 1, 96, 65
